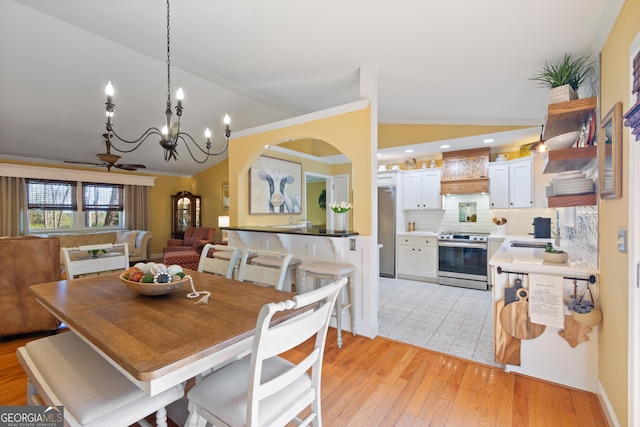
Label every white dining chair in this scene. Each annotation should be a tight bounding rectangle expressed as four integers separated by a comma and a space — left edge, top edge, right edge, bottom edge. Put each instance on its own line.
62, 243, 129, 279
186, 277, 347, 427
197, 244, 242, 279
236, 249, 293, 291
17, 331, 184, 427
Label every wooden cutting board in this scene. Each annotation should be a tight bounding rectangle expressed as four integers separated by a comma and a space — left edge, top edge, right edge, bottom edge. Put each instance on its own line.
494, 300, 521, 365
499, 288, 546, 340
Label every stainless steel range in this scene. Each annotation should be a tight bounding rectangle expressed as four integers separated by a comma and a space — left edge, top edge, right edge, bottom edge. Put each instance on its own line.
437, 231, 489, 290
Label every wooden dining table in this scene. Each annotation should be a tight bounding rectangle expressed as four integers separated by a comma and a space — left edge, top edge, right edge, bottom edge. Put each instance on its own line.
29, 270, 297, 396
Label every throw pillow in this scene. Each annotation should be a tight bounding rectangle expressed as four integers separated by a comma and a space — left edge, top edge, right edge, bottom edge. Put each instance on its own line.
116, 230, 138, 250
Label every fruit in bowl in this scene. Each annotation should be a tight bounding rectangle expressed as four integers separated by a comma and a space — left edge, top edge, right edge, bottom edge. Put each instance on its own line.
120, 262, 189, 295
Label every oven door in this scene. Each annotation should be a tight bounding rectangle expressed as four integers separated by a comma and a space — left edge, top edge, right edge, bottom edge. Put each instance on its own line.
438, 241, 488, 279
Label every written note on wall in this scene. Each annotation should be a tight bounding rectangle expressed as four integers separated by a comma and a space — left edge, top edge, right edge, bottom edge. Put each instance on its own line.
528, 274, 565, 329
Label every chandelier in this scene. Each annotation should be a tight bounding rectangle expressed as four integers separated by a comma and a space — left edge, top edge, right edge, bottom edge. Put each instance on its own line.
104, 0, 230, 163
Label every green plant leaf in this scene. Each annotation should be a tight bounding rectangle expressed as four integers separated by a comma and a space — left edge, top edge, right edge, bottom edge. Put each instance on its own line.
530, 53, 594, 90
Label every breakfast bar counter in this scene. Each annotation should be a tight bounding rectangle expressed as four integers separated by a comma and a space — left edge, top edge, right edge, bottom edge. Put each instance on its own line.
222, 225, 359, 237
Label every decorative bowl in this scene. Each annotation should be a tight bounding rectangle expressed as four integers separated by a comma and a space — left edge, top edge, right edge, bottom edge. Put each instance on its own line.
543, 251, 569, 263
545, 131, 580, 150
119, 273, 189, 296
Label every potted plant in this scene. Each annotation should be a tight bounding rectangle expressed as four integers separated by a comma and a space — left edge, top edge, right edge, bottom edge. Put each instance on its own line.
88, 248, 107, 259
543, 243, 568, 263
530, 53, 594, 103
565, 281, 602, 327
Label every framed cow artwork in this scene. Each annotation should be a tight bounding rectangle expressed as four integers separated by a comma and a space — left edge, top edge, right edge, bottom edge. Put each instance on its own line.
249, 156, 302, 214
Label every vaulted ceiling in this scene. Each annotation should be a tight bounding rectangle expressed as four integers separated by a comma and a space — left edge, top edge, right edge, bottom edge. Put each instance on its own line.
0, 0, 622, 175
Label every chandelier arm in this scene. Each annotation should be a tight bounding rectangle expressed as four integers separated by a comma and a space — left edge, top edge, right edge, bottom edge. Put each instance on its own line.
176, 134, 211, 164
109, 128, 163, 153
179, 131, 231, 157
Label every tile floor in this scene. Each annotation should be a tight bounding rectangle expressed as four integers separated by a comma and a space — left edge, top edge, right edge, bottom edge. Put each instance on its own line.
378, 277, 501, 367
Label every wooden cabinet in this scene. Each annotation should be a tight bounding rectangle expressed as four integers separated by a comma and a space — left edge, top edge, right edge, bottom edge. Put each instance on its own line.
402, 170, 442, 210
171, 191, 201, 239
488, 157, 533, 209
397, 235, 438, 281
441, 148, 489, 181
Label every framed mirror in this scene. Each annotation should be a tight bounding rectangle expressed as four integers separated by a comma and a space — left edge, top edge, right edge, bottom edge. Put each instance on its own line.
598, 102, 623, 199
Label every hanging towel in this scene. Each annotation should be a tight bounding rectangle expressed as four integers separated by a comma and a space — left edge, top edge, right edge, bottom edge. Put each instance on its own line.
528, 273, 565, 329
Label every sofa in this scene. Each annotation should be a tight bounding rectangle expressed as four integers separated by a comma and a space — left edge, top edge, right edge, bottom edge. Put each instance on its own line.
0, 236, 61, 337
40, 230, 152, 264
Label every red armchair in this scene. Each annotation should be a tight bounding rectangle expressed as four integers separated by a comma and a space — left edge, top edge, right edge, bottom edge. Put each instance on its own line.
163, 227, 215, 254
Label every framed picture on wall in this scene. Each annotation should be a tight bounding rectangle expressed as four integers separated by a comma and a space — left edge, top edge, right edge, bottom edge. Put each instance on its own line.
249, 156, 302, 214
222, 183, 229, 211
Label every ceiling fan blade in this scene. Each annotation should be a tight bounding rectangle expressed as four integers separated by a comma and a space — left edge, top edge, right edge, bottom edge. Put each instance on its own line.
64, 160, 104, 166
119, 164, 146, 169
114, 165, 138, 171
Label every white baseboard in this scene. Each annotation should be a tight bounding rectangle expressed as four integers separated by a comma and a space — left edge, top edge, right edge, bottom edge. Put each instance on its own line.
597, 378, 621, 427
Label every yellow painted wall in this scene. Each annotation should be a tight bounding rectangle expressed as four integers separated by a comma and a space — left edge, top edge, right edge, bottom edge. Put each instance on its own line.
148, 174, 193, 255
192, 160, 229, 242
598, 0, 640, 424
306, 181, 326, 226
228, 106, 372, 235
378, 124, 530, 148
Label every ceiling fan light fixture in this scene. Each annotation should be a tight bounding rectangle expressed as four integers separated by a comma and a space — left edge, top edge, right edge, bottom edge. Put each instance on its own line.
103, 0, 230, 164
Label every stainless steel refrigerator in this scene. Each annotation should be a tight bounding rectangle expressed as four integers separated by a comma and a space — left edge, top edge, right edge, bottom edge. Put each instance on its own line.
378, 186, 396, 277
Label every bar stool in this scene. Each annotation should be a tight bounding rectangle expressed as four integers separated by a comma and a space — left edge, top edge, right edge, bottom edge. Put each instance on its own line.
251, 255, 302, 293
299, 261, 355, 348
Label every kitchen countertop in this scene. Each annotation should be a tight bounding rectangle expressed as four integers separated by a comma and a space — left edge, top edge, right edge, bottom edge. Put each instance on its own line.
396, 231, 438, 236
222, 225, 359, 237
489, 236, 598, 278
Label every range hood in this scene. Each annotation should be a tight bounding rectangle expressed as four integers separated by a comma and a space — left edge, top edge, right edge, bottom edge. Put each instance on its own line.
440, 147, 490, 195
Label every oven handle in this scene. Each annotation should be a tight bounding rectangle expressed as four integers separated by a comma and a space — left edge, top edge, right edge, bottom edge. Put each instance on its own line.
438, 240, 487, 249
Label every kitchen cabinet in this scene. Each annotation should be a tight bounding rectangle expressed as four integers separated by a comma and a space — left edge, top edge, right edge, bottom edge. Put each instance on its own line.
377, 171, 397, 187
487, 237, 505, 286
402, 170, 441, 210
397, 235, 438, 281
488, 157, 533, 209
441, 148, 489, 181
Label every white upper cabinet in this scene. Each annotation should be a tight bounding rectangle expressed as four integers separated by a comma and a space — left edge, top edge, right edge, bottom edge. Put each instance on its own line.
489, 157, 533, 209
402, 170, 442, 210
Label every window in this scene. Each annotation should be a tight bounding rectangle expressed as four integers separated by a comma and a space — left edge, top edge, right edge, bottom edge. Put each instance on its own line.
27, 179, 123, 231
27, 179, 77, 229
83, 182, 123, 227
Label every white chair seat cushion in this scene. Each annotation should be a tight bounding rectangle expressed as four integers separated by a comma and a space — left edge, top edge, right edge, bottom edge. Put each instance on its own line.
188, 356, 313, 426
251, 255, 301, 267
22, 332, 183, 426
299, 261, 354, 276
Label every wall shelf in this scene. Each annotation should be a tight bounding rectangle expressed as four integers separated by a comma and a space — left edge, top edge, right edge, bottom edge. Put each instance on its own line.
543, 96, 598, 140
542, 146, 597, 174
547, 193, 597, 208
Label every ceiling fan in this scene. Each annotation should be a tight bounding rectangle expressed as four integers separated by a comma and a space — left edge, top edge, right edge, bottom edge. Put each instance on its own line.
65, 134, 147, 172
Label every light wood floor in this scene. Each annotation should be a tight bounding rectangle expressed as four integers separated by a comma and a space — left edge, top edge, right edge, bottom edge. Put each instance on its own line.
1, 328, 608, 426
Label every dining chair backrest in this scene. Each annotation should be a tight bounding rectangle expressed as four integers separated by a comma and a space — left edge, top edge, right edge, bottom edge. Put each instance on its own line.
237, 249, 292, 290
197, 244, 242, 279
186, 277, 347, 427
63, 243, 129, 279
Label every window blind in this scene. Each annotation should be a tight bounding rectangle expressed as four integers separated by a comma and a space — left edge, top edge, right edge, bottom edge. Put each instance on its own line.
82, 182, 124, 211
26, 178, 78, 210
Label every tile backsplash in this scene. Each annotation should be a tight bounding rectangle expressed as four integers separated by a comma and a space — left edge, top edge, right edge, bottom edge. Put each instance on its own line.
404, 193, 556, 236
403, 193, 598, 268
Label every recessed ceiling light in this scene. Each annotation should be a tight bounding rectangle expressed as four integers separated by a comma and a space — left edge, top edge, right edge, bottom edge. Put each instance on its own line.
404, 149, 414, 153
440, 144, 450, 149
482, 138, 494, 143
376, 153, 381, 157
